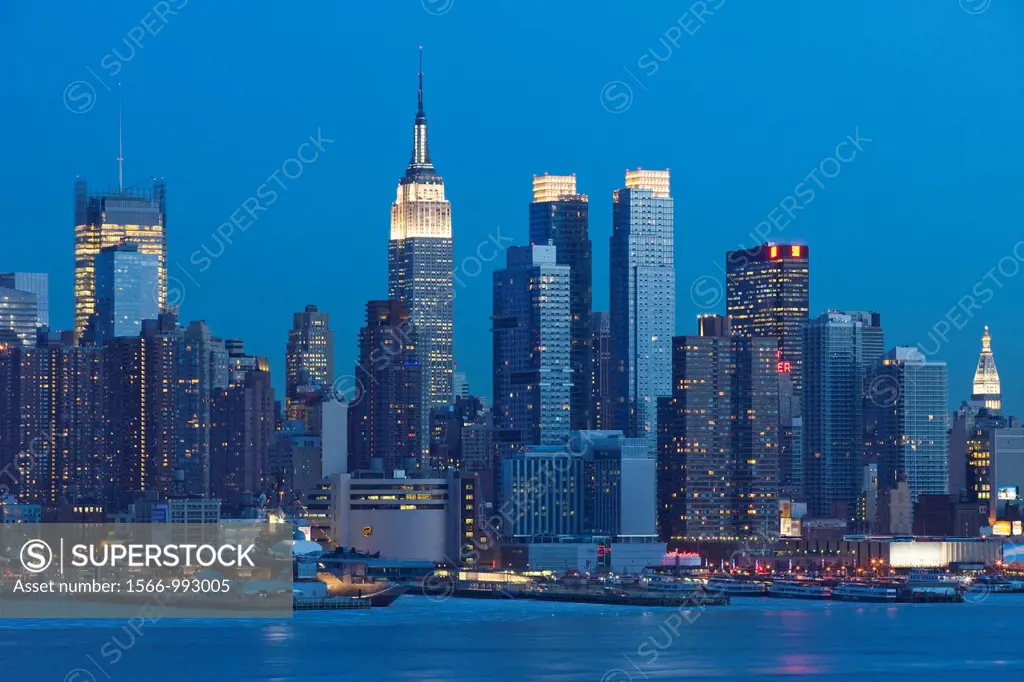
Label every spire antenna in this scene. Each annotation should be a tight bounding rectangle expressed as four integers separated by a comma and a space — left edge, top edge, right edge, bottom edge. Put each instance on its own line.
417, 46, 424, 114
117, 83, 124, 192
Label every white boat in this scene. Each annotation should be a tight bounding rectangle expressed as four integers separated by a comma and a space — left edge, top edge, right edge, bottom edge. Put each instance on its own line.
706, 577, 767, 596
767, 580, 831, 599
831, 583, 897, 602
641, 573, 703, 593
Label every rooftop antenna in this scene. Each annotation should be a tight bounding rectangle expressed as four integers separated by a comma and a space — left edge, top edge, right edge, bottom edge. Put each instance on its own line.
117, 83, 124, 191
418, 46, 423, 113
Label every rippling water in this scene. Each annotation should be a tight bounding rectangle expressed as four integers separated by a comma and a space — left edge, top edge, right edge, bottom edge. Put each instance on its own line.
1, 594, 1021, 681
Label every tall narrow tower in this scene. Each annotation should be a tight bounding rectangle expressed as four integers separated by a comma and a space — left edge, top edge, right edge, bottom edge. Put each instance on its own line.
609, 169, 675, 451
971, 325, 1001, 413
388, 49, 454, 453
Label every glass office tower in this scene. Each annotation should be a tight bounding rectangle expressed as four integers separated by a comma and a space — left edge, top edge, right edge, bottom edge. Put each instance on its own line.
529, 174, 592, 430
74, 178, 166, 337
726, 244, 810, 398
93, 242, 160, 343
609, 170, 675, 451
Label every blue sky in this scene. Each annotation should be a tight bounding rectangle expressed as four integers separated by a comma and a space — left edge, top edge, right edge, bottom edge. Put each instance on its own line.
1, 0, 1022, 411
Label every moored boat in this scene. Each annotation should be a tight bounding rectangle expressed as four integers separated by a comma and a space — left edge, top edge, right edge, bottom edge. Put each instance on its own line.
767, 580, 831, 599
831, 582, 897, 602
706, 577, 768, 596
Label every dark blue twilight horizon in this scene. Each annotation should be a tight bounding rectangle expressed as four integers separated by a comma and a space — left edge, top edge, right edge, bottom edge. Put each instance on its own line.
1, 1, 1022, 411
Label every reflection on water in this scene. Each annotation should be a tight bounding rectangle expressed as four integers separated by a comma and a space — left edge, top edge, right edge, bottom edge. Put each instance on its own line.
1, 595, 1023, 681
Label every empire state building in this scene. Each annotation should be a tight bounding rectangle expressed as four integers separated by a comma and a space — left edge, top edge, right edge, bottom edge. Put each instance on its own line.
389, 50, 454, 451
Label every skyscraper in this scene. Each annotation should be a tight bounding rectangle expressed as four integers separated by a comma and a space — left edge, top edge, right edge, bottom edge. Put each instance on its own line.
656, 319, 779, 541
0, 331, 104, 505
865, 347, 949, 504
74, 178, 167, 337
0, 287, 38, 346
802, 311, 865, 520
590, 311, 611, 430
492, 245, 571, 453
93, 242, 160, 343
388, 51, 453, 451
610, 169, 675, 449
657, 333, 734, 541
971, 325, 1001, 413
349, 300, 422, 473
0, 273, 48, 328
284, 304, 335, 421
726, 243, 810, 397
175, 320, 229, 497
529, 174, 592, 430
210, 368, 275, 507
102, 314, 179, 509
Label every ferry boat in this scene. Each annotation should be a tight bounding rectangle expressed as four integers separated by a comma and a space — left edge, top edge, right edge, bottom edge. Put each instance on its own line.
831, 582, 898, 602
641, 572, 703, 593
964, 574, 1014, 593
767, 580, 832, 599
706, 577, 768, 596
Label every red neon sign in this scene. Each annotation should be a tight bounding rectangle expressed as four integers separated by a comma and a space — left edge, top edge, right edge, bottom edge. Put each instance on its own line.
791, 245, 801, 257
769, 245, 779, 259
777, 361, 792, 373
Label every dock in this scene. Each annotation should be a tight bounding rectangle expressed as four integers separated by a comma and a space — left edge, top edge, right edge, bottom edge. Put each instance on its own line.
445, 584, 729, 607
293, 596, 372, 610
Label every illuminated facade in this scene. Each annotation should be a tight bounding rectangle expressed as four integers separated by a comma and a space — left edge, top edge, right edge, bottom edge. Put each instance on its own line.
726, 243, 809, 397
656, 323, 779, 541
492, 245, 572, 454
971, 325, 1001, 413
102, 314, 179, 509
529, 174, 592, 431
864, 347, 948, 504
388, 55, 453, 450
610, 170, 675, 450
74, 178, 167, 338
285, 304, 335, 422
0, 333, 104, 505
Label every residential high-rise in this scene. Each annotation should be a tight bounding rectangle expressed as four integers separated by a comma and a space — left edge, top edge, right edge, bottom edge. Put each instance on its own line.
175, 320, 229, 497
590, 311, 611, 430
284, 304, 335, 422
93, 242, 160, 343
802, 311, 865, 520
726, 243, 810, 397
210, 368, 275, 507
388, 51, 453, 451
492, 245, 571, 454
102, 314, 179, 509
971, 325, 1001, 413
0, 273, 48, 328
349, 300, 421, 473
74, 178, 166, 337
610, 170, 675, 449
865, 347, 949, 504
0, 287, 38, 346
529, 174, 592, 431
656, 320, 779, 541
0, 331, 104, 505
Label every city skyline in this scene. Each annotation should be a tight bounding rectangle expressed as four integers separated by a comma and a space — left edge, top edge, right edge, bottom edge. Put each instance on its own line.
2, 2, 1022, 414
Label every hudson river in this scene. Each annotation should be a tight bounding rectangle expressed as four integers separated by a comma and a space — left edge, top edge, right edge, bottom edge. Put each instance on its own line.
2, 595, 1021, 681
